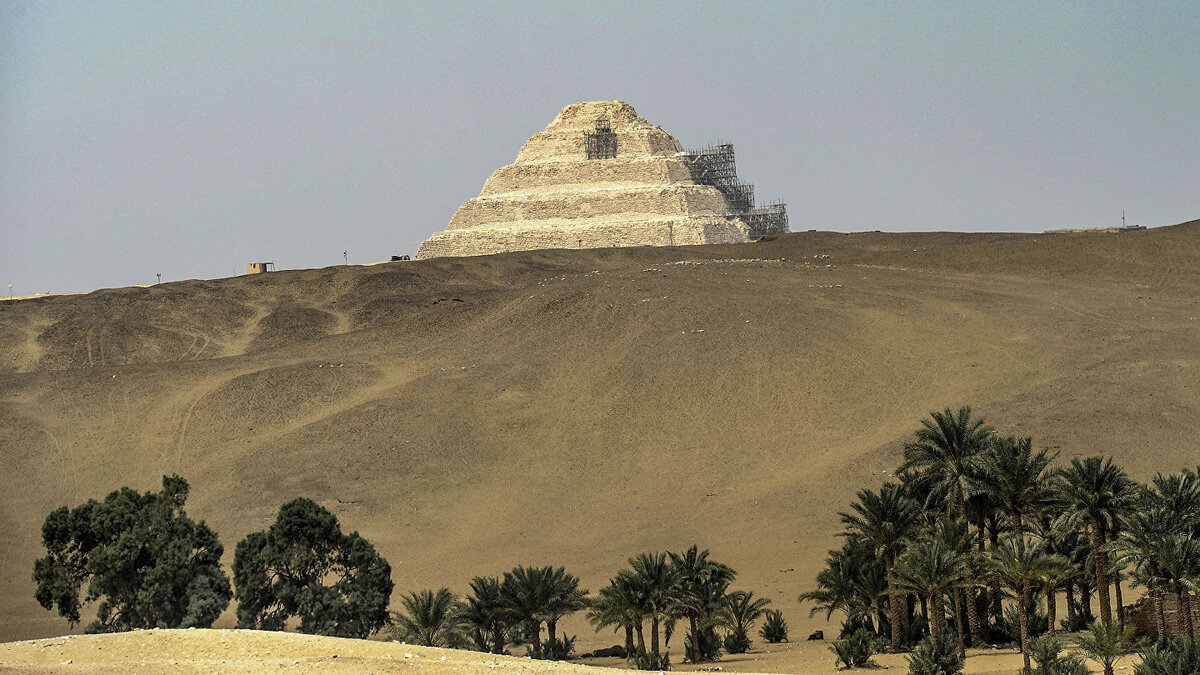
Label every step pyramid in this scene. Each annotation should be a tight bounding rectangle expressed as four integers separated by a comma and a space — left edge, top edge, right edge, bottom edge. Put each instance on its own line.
415, 101, 786, 259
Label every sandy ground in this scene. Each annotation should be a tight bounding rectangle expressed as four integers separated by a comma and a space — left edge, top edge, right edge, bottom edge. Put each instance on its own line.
0, 628, 1065, 674
1, 223, 1197, 657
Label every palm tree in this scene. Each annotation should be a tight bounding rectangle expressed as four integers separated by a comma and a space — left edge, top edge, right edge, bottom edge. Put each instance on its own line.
1037, 560, 1077, 639
889, 537, 967, 642
390, 588, 463, 647
500, 566, 553, 654
629, 552, 677, 656
982, 538, 1069, 675
722, 590, 771, 653
588, 573, 642, 654
1113, 505, 1171, 640
799, 542, 882, 631
839, 482, 919, 652
1074, 621, 1137, 675
543, 567, 588, 645
902, 406, 994, 645
456, 576, 510, 653
976, 436, 1055, 536
1055, 456, 1133, 627
1156, 532, 1199, 639
669, 546, 735, 664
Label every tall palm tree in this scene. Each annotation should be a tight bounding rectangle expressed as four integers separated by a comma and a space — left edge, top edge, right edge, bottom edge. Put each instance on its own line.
456, 576, 510, 653
922, 517, 976, 659
669, 546, 735, 664
976, 436, 1056, 536
889, 537, 967, 641
1054, 456, 1132, 627
500, 565, 553, 654
1113, 505, 1171, 640
1156, 532, 1199, 639
902, 406, 994, 645
543, 567, 588, 645
982, 538, 1069, 675
629, 552, 677, 656
722, 591, 771, 654
391, 588, 463, 647
838, 482, 919, 652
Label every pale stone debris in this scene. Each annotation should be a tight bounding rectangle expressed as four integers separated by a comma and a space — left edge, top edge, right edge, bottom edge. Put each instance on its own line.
415, 101, 759, 259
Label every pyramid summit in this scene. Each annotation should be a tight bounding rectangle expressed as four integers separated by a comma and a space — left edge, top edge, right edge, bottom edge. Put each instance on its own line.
415, 101, 787, 259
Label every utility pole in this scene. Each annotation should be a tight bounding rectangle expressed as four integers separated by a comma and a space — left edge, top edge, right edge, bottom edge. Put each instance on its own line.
1122, 210, 1126, 228
156, 273, 161, 285
343, 250, 348, 265
7, 284, 11, 300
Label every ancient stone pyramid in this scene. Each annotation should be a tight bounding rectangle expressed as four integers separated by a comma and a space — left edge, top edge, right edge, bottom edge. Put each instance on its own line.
415, 101, 787, 259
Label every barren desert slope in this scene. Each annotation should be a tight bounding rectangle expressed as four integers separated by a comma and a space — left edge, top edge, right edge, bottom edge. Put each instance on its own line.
1, 224, 1198, 665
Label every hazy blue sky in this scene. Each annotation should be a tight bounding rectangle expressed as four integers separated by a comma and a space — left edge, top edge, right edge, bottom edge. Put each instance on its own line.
2, 1, 1197, 295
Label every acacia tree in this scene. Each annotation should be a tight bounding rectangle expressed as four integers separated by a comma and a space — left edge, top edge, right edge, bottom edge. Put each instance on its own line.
32, 475, 231, 633
232, 498, 393, 638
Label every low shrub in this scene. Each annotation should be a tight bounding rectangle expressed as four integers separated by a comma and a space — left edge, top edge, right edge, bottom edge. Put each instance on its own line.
759, 609, 789, 643
907, 632, 963, 675
831, 627, 884, 670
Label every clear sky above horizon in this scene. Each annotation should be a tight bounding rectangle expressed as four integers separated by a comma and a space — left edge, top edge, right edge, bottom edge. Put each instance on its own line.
2, 1, 1198, 295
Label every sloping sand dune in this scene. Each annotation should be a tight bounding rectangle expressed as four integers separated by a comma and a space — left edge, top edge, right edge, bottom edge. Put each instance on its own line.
1, 223, 1197, 672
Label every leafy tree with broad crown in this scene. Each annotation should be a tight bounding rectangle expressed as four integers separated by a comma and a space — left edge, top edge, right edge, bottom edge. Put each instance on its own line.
232, 497, 392, 638
32, 475, 231, 633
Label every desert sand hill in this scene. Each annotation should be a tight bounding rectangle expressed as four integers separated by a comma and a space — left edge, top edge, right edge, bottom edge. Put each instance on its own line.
1, 224, 1198, 671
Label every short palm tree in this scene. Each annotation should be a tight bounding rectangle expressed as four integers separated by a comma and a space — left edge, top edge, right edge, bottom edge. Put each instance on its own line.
839, 482, 919, 652
629, 552, 677, 656
982, 538, 1069, 675
588, 573, 643, 654
722, 590, 771, 653
1074, 620, 1137, 675
543, 567, 588, 645
457, 576, 510, 653
799, 542, 882, 631
1054, 456, 1133, 627
669, 546, 735, 664
500, 566, 553, 654
390, 588, 463, 647
889, 537, 967, 641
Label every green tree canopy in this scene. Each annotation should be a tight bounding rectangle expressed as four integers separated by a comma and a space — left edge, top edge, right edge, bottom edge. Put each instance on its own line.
32, 474, 231, 633
232, 497, 393, 638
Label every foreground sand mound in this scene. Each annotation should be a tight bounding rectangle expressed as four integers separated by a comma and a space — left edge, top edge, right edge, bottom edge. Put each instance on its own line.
1, 223, 1197, 653
0, 628, 1033, 674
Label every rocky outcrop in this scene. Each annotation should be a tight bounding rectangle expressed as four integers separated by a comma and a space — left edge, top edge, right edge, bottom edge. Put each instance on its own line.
415, 101, 780, 259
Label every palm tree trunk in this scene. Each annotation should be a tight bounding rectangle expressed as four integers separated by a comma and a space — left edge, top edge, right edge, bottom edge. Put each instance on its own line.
689, 614, 701, 663
930, 593, 946, 640
956, 493, 985, 647
1113, 569, 1126, 629
989, 526, 1003, 627
1045, 583, 1057, 638
1065, 581, 1077, 628
529, 620, 542, 654
920, 595, 928, 631
1019, 581, 1032, 675
493, 626, 505, 654
548, 618, 558, 645
624, 624, 635, 654
635, 621, 645, 653
1090, 517, 1113, 626
1149, 562, 1166, 640
1181, 590, 1195, 640
1173, 580, 1187, 637
952, 589, 966, 659
651, 616, 660, 655
887, 550, 904, 652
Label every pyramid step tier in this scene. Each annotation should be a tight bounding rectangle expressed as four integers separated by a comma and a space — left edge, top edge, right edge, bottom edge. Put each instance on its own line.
448, 185, 731, 230
480, 156, 697, 196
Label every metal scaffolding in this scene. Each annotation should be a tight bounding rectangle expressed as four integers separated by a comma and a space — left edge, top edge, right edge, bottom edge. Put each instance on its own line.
681, 143, 790, 240
584, 120, 617, 159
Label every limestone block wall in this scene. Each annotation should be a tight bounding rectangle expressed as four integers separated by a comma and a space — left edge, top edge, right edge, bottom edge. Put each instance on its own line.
480, 157, 697, 196
447, 186, 731, 230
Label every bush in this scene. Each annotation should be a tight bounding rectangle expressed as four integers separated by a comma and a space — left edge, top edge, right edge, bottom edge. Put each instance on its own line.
759, 609, 789, 643
724, 631, 752, 654
628, 647, 671, 670
684, 629, 723, 663
831, 627, 884, 669
996, 604, 1049, 644
1028, 634, 1090, 675
1135, 638, 1200, 675
530, 635, 575, 661
32, 475, 231, 633
907, 632, 963, 675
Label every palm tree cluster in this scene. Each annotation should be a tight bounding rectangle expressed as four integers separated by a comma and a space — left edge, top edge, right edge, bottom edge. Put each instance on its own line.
800, 406, 1200, 675
389, 565, 587, 659
588, 546, 772, 666
390, 547, 775, 667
